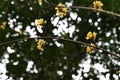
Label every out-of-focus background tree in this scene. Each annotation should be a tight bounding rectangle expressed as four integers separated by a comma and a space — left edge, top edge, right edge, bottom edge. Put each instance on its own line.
0, 0, 120, 80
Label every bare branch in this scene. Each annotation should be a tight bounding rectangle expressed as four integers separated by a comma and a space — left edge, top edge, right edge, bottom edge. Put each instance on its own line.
0, 36, 120, 58
44, 0, 120, 17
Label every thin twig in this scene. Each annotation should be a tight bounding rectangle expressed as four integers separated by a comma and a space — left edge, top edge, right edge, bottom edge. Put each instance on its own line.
43, 0, 120, 57
0, 36, 120, 58
44, 0, 56, 6
44, 0, 120, 17
70, 6, 120, 17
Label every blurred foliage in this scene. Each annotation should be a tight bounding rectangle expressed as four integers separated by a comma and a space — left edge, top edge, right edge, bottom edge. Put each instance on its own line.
0, 0, 120, 80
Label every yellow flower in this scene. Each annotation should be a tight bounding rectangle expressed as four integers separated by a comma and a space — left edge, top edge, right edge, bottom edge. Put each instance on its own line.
35, 18, 47, 27
86, 43, 95, 53
37, 39, 46, 51
86, 31, 97, 40
38, 0, 42, 5
93, 32, 97, 40
55, 3, 68, 17
93, 1, 103, 10
86, 31, 93, 40
0, 22, 6, 30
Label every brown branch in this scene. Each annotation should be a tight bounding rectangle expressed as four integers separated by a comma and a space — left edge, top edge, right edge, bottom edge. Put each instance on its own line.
44, 0, 120, 17
44, 0, 56, 6
0, 36, 120, 58
70, 6, 120, 17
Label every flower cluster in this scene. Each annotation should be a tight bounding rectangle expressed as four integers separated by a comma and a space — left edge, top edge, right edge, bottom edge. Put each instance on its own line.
0, 22, 6, 30
85, 31, 97, 53
86, 43, 95, 53
37, 39, 46, 51
93, 1, 103, 10
86, 31, 97, 40
35, 18, 47, 27
55, 3, 68, 17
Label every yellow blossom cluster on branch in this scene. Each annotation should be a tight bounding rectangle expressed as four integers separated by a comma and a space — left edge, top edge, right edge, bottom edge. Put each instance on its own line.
86, 43, 95, 53
35, 18, 47, 27
55, 3, 68, 17
37, 39, 46, 51
86, 31, 97, 40
0, 22, 6, 30
93, 0, 103, 10
85, 31, 97, 53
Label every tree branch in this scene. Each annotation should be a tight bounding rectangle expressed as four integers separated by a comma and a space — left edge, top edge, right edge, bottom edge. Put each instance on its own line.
0, 36, 120, 58
44, 0, 120, 17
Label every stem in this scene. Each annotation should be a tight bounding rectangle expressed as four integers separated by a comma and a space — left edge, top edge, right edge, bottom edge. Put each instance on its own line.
0, 36, 120, 58
44, 0, 56, 6
70, 6, 120, 17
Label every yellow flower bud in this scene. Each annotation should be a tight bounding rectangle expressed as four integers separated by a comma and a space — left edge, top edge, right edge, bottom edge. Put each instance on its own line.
35, 18, 47, 27
93, 1, 103, 10
86, 31, 97, 40
0, 22, 6, 30
86, 43, 95, 53
37, 39, 46, 51
55, 3, 68, 17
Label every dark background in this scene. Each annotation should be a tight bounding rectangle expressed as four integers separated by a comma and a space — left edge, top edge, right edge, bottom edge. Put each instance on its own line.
0, 0, 120, 80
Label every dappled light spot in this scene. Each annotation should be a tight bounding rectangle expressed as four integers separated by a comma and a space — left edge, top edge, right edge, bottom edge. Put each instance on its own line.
70, 12, 78, 20
94, 21, 98, 27
55, 41, 62, 47
13, 61, 19, 65
93, 63, 109, 73
110, 39, 114, 44
26, 26, 37, 38
57, 70, 63, 76
77, 17, 82, 23
83, 73, 88, 78
26, 61, 38, 74
97, 18, 102, 22
88, 19, 92, 23
63, 66, 68, 70
29, 7, 33, 11
11, 1, 15, 5
7, 46, 15, 53
51, 16, 60, 26
106, 31, 111, 37
113, 74, 119, 80
97, 27, 101, 30
103, 42, 110, 46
